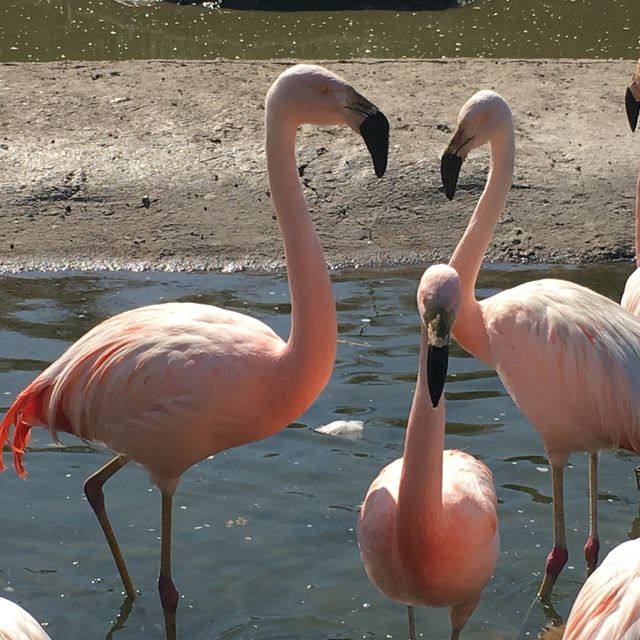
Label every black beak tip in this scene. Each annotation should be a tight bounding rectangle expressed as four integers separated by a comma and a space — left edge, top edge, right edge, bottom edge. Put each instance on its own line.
440, 153, 463, 201
360, 111, 390, 179
626, 87, 639, 133
427, 344, 449, 409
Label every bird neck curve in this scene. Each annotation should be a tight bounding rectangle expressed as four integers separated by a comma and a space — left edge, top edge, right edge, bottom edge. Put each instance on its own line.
264, 105, 337, 415
396, 336, 446, 557
448, 126, 515, 363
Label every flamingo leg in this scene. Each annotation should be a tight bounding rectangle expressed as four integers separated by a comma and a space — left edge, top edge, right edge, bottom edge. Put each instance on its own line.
159, 491, 178, 640
407, 605, 415, 640
538, 463, 569, 601
584, 452, 600, 577
84, 454, 136, 600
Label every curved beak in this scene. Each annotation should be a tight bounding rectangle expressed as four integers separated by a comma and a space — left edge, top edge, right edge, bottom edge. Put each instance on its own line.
626, 86, 640, 133
359, 110, 389, 179
345, 91, 389, 179
440, 153, 463, 201
426, 311, 453, 408
440, 128, 472, 201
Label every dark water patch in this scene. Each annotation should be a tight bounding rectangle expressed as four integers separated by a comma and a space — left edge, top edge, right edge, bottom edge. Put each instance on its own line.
1, 0, 637, 62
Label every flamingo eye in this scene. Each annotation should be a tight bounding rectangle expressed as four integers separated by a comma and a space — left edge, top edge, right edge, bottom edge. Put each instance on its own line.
320, 85, 329, 94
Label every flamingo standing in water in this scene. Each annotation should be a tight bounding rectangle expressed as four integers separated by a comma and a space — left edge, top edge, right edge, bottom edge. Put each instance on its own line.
0, 597, 52, 640
0, 64, 389, 639
357, 265, 499, 640
439, 90, 640, 600
622, 60, 640, 315
562, 537, 640, 639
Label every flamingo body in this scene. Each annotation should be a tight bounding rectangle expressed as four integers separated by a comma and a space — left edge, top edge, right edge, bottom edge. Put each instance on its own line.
359, 449, 498, 608
2, 302, 301, 494
357, 265, 499, 638
0, 597, 51, 640
481, 278, 640, 464
563, 538, 640, 640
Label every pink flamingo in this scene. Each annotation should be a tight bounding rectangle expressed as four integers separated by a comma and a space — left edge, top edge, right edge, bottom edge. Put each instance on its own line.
562, 538, 640, 639
0, 597, 52, 640
357, 264, 499, 640
440, 90, 640, 600
0, 64, 389, 639
622, 60, 640, 315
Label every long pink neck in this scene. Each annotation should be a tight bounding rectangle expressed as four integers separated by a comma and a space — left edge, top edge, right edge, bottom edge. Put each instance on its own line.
396, 336, 446, 558
635, 171, 640, 267
448, 128, 515, 364
265, 109, 337, 415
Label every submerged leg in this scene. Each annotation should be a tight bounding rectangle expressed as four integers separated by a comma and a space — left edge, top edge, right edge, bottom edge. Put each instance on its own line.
159, 491, 178, 640
584, 452, 600, 577
84, 454, 135, 600
450, 598, 478, 640
538, 463, 568, 601
407, 605, 415, 640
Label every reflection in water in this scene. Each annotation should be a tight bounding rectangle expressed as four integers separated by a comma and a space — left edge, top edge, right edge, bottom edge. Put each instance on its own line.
0, 263, 639, 640
1, 0, 638, 62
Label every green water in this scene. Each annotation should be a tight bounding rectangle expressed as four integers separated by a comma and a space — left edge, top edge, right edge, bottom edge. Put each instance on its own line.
0, 0, 638, 63
1, 263, 639, 639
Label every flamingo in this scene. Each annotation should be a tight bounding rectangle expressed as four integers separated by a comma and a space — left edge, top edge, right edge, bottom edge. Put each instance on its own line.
357, 264, 499, 640
0, 64, 389, 639
622, 60, 640, 316
439, 90, 640, 600
0, 597, 52, 640
562, 538, 640, 639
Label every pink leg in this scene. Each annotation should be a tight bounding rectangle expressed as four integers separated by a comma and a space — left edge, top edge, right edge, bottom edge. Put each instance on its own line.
84, 454, 136, 600
538, 462, 568, 601
159, 491, 178, 640
584, 452, 600, 576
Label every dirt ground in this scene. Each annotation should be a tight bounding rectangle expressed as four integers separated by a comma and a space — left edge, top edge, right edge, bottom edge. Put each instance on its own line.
0, 58, 637, 272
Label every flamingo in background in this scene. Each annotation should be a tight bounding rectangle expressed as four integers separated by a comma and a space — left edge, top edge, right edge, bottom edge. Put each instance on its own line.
562, 538, 640, 639
440, 90, 640, 600
357, 264, 499, 640
0, 64, 389, 639
0, 597, 52, 640
622, 60, 640, 315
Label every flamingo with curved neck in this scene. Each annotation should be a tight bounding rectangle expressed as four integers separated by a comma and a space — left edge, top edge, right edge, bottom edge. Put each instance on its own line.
357, 264, 499, 640
440, 90, 640, 601
0, 64, 389, 639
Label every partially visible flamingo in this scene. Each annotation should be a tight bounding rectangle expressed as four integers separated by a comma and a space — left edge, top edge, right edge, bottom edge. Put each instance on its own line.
0, 597, 52, 640
562, 538, 640, 639
0, 64, 389, 639
440, 90, 640, 600
622, 60, 640, 315
357, 264, 499, 640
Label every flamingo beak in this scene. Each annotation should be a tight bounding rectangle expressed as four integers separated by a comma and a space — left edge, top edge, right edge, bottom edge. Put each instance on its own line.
440, 153, 463, 201
426, 312, 452, 408
359, 110, 390, 179
626, 86, 640, 132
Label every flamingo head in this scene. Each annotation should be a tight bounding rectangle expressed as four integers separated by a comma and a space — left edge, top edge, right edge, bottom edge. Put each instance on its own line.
440, 90, 512, 200
266, 64, 389, 178
417, 264, 461, 408
625, 59, 640, 132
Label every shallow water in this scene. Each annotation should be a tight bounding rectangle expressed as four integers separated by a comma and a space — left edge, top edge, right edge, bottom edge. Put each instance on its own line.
1, 0, 638, 62
1, 262, 639, 639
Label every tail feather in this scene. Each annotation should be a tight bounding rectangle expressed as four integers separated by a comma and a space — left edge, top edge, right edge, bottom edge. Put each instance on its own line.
0, 383, 50, 478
